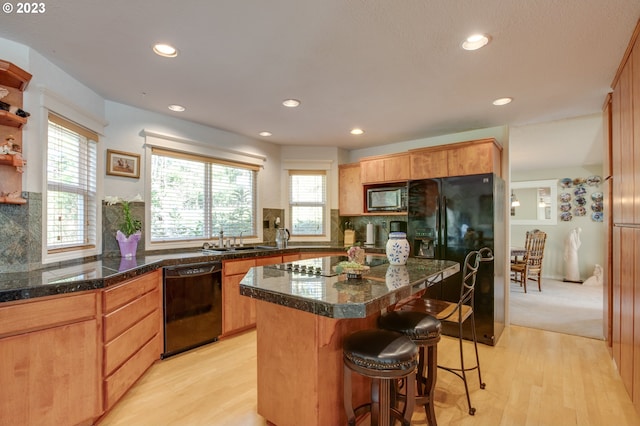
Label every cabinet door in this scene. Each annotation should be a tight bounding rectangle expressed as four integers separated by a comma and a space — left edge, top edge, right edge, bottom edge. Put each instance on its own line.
339, 163, 363, 215
447, 141, 497, 176
0, 320, 100, 426
223, 273, 256, 334
360, 158, 385, 184
632, 36, 640, 224
383, 153, 410, 181
410, 149, 448, 179
616, 61, 634, 224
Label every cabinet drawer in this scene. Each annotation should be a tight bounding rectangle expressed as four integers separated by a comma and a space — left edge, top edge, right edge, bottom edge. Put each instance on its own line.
256, 255, 282, 266
0, 292, 96, 337
224, 259, 256, 276
104, 289, 159, 343
103, 270, 160, 313
104, 309, 160, 377
103, 333, 161, 410
282, 254, 300, 262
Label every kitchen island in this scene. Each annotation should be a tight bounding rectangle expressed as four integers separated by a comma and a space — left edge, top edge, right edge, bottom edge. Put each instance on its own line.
240, 256, 459, 426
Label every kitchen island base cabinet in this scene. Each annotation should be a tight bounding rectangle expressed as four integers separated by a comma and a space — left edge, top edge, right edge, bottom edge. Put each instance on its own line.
255, 300, 376, 426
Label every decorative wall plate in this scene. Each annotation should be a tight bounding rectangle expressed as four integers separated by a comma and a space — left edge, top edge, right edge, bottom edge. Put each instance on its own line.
560, 178, 573, 188
573, 177, 586, 186
573, 186, 587, 196
560, 202, 572, 212
560, 192, 571, 202
587, 175, 602, 186
591, 202, 603, 212
591, 191, 603, 202
574, 206, 586, 216
560, 212, 573, 221
592, 212, 603, 222
574, 196, 586, 206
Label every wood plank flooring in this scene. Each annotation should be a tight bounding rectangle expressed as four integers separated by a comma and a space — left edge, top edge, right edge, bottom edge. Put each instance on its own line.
98, 325, 640, 426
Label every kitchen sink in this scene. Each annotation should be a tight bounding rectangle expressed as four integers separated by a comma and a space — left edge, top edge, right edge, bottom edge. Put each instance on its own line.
202, 245, 279, 254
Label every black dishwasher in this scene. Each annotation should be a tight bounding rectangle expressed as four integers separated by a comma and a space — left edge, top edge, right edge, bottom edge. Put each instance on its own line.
162, 261, 223, 358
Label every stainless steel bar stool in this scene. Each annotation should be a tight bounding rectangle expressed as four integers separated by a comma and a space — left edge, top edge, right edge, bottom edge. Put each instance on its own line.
378, 310, 442, 425
343, 329, 418, 426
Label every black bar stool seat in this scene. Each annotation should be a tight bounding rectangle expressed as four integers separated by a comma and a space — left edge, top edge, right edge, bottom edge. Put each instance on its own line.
378, 310, 442, 425
343, 329, 418, 426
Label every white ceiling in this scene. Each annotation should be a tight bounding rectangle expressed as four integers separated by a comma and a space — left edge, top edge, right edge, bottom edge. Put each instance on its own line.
1, 1, 638, 154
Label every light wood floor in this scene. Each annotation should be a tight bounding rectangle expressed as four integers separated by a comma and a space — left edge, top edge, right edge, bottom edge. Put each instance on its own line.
98, 325, 640, 426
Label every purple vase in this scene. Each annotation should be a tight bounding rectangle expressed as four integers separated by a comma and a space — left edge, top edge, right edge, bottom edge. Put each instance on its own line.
116, 230, 141, 258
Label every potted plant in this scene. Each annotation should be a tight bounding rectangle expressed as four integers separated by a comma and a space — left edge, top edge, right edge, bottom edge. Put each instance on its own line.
106, 195, 143, 258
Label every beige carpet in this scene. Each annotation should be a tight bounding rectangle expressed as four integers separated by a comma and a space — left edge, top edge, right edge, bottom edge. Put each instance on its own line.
509, 277, 604, 340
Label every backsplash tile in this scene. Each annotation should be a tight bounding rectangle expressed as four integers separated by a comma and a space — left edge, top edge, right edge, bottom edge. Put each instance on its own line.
0, 192, 42, 272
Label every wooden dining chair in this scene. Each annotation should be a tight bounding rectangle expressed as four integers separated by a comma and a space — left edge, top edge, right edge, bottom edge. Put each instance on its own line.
510, 230, 547, 293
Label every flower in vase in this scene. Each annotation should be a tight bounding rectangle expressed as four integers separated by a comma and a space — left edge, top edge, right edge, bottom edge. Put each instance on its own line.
346, 244, 365, 264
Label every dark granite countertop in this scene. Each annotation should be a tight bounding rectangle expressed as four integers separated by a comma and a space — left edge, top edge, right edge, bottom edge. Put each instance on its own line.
239, 256, 460, 319
0, 245, 369, 304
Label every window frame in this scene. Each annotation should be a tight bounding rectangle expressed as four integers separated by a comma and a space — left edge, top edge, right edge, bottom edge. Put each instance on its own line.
287, 169, 329, 239
148, 147, 258, 247
44, 112, 101, 263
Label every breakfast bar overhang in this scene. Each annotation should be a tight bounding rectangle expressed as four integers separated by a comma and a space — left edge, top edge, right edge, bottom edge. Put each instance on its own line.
240, 256, 459, 426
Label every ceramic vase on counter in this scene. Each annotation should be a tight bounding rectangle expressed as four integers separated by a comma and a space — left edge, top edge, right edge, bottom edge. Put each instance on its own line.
386, 232, 410, 265
116, 230, 141, 258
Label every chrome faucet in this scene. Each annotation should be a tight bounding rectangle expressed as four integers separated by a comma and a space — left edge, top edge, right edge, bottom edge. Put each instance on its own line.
219, 228, 224, 247
239, 231, 244, 247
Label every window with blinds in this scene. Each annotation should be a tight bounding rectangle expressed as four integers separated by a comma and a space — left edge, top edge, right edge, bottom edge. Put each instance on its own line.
46, 114, 98, 253
289, 170, 326, 236
150, 148, 257, 242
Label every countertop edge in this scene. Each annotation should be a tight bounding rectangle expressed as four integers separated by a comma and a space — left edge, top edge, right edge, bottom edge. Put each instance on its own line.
0, 246, 382, 303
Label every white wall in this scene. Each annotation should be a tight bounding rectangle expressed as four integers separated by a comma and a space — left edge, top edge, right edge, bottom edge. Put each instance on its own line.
511, 165, 604, 281
0, 38, 106, 194
509, 114, 605, 281
103, 101, 282, 206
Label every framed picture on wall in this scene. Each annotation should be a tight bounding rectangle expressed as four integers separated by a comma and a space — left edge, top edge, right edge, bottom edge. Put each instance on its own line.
106, 149, 140, 178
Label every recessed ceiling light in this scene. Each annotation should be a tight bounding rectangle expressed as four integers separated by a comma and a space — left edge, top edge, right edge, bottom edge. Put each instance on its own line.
492, 97, 513, 106
282, 99, 301, 108
153, 43, 178, 57
259, 131, 272, 137
350, 128, 364, 135
462, 34, 490, 51
168, 104, 186, 112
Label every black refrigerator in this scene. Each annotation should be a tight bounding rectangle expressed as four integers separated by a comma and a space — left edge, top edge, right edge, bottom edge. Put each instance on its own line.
407, 173, 505, 346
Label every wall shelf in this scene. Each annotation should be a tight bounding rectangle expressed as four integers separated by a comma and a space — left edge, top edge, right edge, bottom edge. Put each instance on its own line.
0, 110, 28, 129
0, 59, 31, 205
0, 60, 32, 91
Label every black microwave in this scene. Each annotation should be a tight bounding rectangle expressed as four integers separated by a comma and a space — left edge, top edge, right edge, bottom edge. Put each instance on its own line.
366, 186, 407, 212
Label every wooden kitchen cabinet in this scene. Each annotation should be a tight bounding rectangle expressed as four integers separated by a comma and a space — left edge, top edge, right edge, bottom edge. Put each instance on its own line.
282, 253, 301, 262
102, 270, 163, 411
410, 148, 448, 179
360, 152, 410, 184
338, 163, 364, 216
0, 59, 31, 205
0, 292, 101, 426
608, 25, 640, 415
409, 138, 502, 179
447, 139, 502, 176
223, 255, 282, 336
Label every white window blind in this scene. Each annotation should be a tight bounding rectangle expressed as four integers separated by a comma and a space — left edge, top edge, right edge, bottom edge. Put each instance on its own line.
47, 114, 98, 252
150, 149, 257, 242
289, 170, 326, 236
